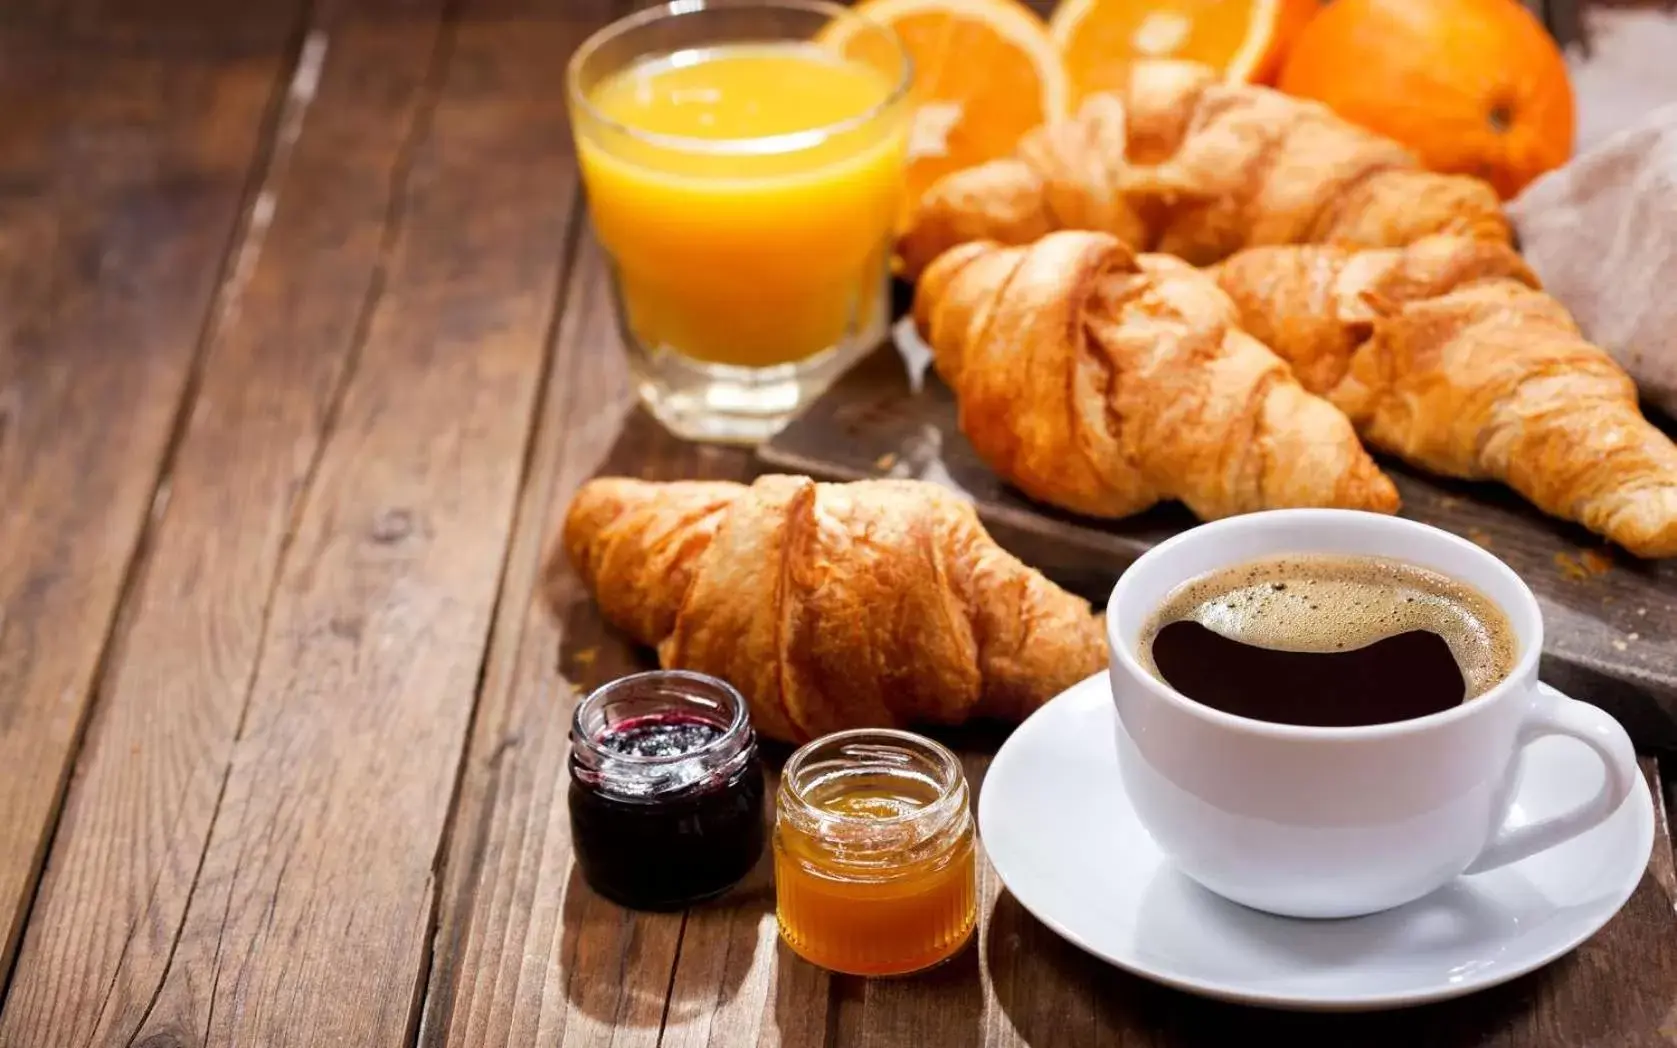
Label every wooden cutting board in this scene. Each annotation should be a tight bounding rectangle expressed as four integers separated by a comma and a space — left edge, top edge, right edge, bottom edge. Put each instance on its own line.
757, 333, 1677, 750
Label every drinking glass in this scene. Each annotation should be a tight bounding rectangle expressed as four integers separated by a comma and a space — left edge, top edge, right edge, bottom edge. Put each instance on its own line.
568, 0, 912, 444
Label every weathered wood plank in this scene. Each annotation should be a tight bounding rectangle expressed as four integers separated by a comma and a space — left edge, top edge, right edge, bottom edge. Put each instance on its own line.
95, 1, 584, 1042
844, 750, 997, 1048
417, 211, 764, 1044
414, 214, 683, 1048
0, 0, 304, 987
414, 168, 858, 1041
0, 2, 451, 1042
657, 859, 833, 1048
407, 0, 840, 1035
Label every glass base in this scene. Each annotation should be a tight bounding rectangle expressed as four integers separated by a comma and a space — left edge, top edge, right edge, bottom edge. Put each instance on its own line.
776, 919, 976, 978
624, 303, 887, 447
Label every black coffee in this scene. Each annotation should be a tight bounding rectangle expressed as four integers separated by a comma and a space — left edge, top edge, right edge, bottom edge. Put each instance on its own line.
1137, 554, 1516, 728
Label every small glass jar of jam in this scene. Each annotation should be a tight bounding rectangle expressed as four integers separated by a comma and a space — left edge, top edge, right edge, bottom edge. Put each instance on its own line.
773, 729, 977, 976
568, 670, 765, 910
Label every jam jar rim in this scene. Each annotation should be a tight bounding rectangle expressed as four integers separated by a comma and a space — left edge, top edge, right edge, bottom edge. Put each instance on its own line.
778, 727, 970, 832
570, 668, 751, 767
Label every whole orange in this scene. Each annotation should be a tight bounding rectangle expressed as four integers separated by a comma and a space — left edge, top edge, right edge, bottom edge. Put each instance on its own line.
1278, 0, 1574, 199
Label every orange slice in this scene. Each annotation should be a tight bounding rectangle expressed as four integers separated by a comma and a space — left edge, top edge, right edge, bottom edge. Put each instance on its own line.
1049, 0, 1319, 101
822, 0, 1070, 228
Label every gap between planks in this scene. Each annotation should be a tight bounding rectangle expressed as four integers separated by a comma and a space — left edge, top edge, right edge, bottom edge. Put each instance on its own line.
0, 0, 472, 1042
413, 180, 589, 1046
0, 0, 319, 1002
135, 0, 588, 1035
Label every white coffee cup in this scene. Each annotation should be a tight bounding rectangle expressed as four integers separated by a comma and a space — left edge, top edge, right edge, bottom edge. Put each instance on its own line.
1106, 509, 1638, 919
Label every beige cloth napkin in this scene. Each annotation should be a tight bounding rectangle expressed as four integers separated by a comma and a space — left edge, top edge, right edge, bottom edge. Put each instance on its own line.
1508, 101, 1677, 418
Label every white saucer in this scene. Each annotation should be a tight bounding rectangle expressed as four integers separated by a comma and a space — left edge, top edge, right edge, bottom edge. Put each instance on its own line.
978, 674, 1655, 1012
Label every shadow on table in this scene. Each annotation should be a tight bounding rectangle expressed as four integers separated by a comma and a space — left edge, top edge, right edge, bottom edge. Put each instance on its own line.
984, 889, 1579, 1047
557, 857, 762, 1029
550, 405, 757, 693
551, 719, 793, 1032
805, 931, 985, 1046
557, 577, 656, 695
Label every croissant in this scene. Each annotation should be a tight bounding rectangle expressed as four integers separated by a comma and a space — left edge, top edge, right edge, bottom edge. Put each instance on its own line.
911, 229, 1400, 521
1214, 236, 1677, 557
898, 60, 1509, 279
554, 474, 1108, 743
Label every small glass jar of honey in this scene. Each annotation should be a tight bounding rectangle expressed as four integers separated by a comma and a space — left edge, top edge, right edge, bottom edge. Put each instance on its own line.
773, 729, 977, 976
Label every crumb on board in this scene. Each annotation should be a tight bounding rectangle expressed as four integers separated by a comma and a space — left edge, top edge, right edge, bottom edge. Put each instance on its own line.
1612, 639, 1629, 652
573, 646, 597, 667
1638, 607, 1648, 616
1556, 547, 1612, 582
1466, 528, 1493, 549
1439, 496, 1462, 510
1628, 632, 1640, 642
1580, 549, 1613, 575
875, 452, 897, 471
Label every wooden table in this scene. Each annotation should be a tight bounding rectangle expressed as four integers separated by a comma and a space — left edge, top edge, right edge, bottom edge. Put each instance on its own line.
2, 1, 1674, 1045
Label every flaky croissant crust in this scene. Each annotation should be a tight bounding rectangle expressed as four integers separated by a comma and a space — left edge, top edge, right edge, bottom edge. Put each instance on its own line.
913, 229, 1400, 523
898, 60, 1509, 279
1215, 236, 1677, 557
555, 474, 1109, 743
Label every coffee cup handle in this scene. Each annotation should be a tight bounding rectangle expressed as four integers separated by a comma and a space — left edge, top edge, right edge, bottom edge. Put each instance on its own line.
1463, 688, 1639, 876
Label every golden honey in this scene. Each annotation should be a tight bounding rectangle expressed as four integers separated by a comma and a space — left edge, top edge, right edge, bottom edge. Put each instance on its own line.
773, 730, 977, 976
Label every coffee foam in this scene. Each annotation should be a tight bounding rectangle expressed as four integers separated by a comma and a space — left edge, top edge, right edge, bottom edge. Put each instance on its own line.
1138, 554, 1517, 698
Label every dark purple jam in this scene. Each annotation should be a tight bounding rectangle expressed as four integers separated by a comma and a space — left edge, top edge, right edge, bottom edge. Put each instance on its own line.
599, 715, 724, 759
569, 712, 765, 911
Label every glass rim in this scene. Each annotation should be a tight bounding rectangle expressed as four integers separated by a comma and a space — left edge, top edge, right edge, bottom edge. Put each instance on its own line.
570, 669, 752, 766
780, 727, 967, 829
565, 0, 913, 158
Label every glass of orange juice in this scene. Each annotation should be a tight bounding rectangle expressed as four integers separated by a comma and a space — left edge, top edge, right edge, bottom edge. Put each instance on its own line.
568, 0, 911, 444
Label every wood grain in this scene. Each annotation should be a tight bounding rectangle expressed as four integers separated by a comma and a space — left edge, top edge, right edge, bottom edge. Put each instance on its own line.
417, 205, 797, 1044
414, 213, 680, 1048
0, 0, 305, 987
658, 858, 832, 1048
82, 0, 585, 1041
760, 341, 1677, 750
0, 2, 451, 1042
419, 218, 843, 1045
836, 748, 998, 1048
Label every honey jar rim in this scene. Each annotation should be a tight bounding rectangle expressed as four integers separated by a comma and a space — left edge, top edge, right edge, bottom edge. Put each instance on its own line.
778, 728, 969, 827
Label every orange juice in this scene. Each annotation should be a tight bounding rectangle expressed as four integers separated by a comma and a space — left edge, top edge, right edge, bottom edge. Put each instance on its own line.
576, 43, 907, 367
